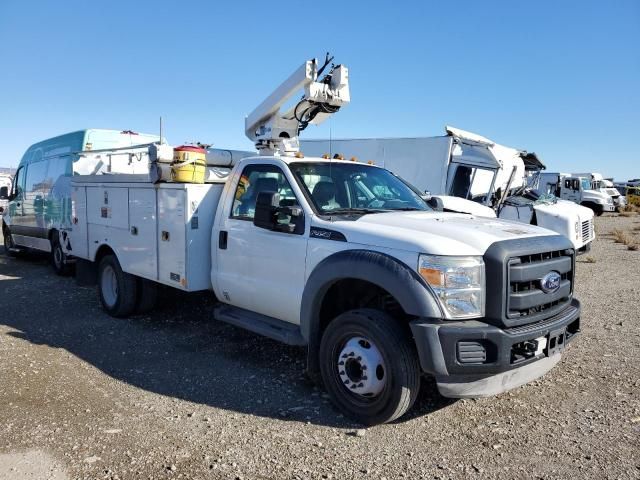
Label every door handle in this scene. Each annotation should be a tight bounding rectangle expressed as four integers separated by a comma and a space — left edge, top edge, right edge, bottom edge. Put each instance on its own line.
219, 231, 228, 249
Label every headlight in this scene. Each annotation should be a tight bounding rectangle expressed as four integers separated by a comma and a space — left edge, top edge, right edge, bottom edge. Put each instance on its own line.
574, 221, 579, 233
418, 255, 485, 319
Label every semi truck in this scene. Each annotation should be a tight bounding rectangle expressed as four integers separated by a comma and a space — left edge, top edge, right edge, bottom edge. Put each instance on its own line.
537, 172, 615, 216
9, 57, 581, 424
301, 127, 595, 253
572, 173, 626, 210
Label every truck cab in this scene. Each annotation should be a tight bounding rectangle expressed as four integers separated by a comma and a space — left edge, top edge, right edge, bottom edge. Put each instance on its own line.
572, 173, 626, 211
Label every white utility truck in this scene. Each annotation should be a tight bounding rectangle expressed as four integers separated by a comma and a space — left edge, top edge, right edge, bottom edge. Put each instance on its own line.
64, 57, 581, 425
572, 173, 626, 211
537, 172, 615, 216
301, 127, 595, 253
0, 174, 12, 214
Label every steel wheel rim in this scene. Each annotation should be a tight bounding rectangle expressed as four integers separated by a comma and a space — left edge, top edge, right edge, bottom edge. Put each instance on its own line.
101, 265, 118, 308
336, 336, 387, 399
54, 244, 63, 267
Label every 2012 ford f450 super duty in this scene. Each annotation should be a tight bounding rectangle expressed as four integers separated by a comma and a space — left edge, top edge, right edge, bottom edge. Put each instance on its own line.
66, 153, 581, 425
27, 56, 580, 425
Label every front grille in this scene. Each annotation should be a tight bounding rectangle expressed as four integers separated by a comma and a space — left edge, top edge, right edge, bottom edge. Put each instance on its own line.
483, 236, 576, 328
581, 220, 592, 243
507, 249, 573, 323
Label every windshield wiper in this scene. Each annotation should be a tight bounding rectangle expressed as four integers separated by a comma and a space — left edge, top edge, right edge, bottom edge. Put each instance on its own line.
392, 207, 423, 211
322, 208, 388, 216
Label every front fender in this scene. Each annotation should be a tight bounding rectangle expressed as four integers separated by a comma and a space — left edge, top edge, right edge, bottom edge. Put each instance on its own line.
300, 249, 443, 378
301, 250, 443, 341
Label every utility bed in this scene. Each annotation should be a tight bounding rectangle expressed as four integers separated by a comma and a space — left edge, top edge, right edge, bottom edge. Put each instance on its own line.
70, 175, 224, 291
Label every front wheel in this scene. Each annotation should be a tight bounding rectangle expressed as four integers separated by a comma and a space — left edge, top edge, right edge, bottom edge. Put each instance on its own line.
98, 254, 138, 317
3, 228, 16, 257
319, 309, 421, 425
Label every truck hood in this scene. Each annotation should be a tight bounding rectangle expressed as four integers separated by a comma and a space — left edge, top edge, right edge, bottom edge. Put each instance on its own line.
318, 211, 556, 256
433, 195, 497, 217
534, 199, 594, 223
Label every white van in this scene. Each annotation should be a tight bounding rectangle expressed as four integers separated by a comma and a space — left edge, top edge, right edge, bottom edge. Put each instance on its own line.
2, 129, 161, 273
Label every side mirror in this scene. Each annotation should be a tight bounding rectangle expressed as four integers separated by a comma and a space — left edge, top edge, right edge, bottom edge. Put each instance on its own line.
426, 196, 444, 211
254, 191, 280, 230
0, 186, 8, 200
253, 191, 303, 232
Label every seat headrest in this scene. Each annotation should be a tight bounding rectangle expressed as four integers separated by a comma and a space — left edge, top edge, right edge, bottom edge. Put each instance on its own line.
252, 177, 278, 195
312, 181, 336, 204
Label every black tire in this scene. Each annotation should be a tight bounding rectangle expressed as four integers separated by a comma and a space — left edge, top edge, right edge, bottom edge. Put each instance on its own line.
3, 228, 16, 257
319, 309, 421, 425
51, 235, 72, 276
582, 202, 603, 216
98, 254, 138, 318
136, 278, 158, 314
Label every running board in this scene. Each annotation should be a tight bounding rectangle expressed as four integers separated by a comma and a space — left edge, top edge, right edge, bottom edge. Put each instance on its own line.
214, 305, 306, 346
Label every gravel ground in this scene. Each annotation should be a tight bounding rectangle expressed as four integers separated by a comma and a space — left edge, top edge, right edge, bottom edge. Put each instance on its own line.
0, 214, 639, 480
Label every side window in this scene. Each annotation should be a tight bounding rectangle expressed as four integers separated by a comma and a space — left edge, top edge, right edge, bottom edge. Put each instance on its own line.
12, 167, 25, 199
230, 165, 299, 221
25, 161, 49, 202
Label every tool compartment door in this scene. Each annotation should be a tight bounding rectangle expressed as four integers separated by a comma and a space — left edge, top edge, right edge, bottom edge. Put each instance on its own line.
70, 185, 89, 259
124, 188, 158, 280
157, 187, 187, 289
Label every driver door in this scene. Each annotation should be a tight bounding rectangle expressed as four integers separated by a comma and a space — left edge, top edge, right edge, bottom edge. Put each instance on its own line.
215, 164, 308, 324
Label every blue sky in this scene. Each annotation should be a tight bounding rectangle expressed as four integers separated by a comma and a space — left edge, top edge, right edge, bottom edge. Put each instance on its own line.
1, 0, 638, 180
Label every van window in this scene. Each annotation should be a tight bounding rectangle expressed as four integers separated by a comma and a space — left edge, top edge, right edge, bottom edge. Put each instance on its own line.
25, 161, 49, 197
46, 156, 70, 184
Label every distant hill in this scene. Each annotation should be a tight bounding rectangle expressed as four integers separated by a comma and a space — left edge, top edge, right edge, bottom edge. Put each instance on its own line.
0, 167, 16, 176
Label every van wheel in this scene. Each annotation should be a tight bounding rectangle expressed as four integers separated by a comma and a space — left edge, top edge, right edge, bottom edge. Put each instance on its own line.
3, 229, 16, 257
319, 309, 421, 425
136, 278, 158, 314
51, 236, 72, 276
98, 254, 137, 318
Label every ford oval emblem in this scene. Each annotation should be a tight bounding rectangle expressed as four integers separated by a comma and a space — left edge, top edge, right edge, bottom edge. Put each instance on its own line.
540, 271, 561, 294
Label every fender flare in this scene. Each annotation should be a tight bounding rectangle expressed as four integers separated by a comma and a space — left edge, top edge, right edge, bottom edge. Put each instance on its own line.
300, 249, 443, 377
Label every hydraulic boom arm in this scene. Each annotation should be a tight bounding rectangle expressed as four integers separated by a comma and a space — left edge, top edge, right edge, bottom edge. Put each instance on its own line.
245, 55, 350, 155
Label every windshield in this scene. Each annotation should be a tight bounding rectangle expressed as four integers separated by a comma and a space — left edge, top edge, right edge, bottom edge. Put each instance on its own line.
581, 178, 591, 190
289, 162, 431, 214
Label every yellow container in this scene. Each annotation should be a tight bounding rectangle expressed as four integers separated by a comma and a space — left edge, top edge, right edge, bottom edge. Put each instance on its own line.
171, 146, 206, 183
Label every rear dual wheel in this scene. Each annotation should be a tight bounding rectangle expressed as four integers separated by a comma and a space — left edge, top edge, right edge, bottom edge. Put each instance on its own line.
98, 254, 158, 317
319, 309, 421, 425
98, 255, 138, 317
